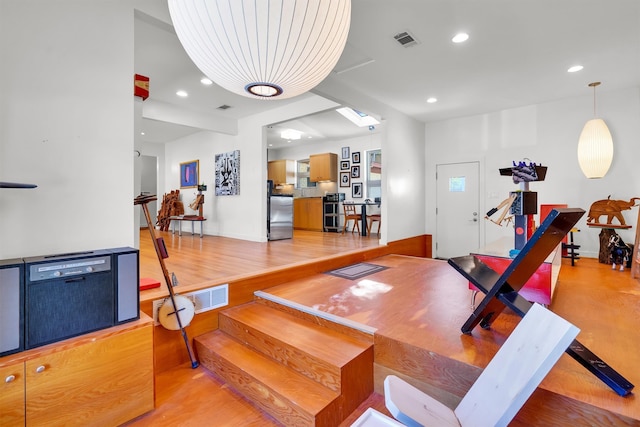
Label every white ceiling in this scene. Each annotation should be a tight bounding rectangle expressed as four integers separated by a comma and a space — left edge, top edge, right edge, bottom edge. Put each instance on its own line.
134, 0, 640, 147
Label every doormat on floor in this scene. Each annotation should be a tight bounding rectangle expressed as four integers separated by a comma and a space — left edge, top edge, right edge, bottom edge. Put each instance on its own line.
327, 263, 388, 280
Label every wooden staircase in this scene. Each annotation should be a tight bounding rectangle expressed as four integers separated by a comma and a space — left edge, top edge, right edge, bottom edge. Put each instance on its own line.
194, 300, 374, 426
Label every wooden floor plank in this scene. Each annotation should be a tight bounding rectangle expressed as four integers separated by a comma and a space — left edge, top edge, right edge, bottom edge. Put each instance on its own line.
138, 229, 382, 302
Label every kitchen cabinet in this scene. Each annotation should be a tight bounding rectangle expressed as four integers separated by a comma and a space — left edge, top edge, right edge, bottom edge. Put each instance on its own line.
0, 316, 154, 427
268, 159, 295, 185
0, 363, 24, 425
309, 153, 337, 182
293, 197, 324, 231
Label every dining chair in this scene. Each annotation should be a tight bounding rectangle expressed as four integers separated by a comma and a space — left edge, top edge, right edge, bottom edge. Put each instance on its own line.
367, 213, 381, 236
342, 203, 361, 234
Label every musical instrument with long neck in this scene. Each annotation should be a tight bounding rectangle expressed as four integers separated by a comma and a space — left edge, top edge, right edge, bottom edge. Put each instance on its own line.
134, 193, 199, 369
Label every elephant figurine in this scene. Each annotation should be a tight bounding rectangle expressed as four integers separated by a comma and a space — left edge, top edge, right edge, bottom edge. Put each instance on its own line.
587, 196, 640, 226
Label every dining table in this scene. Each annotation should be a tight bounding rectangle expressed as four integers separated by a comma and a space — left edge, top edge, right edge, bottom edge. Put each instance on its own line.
344, 200, 380, 236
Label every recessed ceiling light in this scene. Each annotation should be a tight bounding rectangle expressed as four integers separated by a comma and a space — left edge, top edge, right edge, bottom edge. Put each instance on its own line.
176, 90, 188, 97
452, 32, 469, 43
200, 77, 213, 85
567, 65, 584, 73
426, 97, 438, 104
140, 131, 145, 135
280, 129, 302, 140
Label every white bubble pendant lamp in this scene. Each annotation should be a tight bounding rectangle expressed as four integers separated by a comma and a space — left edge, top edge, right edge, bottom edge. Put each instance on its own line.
577, 82, 613, 179
168, 0, 351, 99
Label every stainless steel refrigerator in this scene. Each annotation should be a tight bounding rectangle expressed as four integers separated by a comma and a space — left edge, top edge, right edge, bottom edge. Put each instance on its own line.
267, 180, 293, 240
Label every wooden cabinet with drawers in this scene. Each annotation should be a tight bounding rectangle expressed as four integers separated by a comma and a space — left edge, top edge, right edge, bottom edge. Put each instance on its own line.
309, 153, 337, 182
0, 316, 154, 427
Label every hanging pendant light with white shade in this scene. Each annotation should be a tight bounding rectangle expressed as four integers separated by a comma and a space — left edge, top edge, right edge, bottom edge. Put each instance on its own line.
168, 0, 351, 100
577, 82, 613, 179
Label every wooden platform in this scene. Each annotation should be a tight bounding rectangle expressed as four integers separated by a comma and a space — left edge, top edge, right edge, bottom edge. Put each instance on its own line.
138, 229, 429, 373
261, 255, 640, 425
127, 230, 638, 426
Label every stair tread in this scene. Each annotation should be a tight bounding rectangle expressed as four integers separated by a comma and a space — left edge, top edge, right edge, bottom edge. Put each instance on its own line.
222, 303, 370, 366
196, 330, 339, 414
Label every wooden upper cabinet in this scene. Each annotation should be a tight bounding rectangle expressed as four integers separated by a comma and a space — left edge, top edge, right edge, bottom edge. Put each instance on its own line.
309, 153, 337, 182
268, 160, 295, 185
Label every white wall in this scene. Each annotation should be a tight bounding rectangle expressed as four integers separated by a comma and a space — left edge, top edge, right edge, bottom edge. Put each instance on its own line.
0, 1, 134, 259
313, 77, 427, 243
425, 86, 640, 258
154, 95, 340, 241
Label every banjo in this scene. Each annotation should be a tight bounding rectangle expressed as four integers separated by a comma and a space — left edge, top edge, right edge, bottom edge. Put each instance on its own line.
157, 272, 195, 330
158, 294, 195, 330
135, 193, 199, 368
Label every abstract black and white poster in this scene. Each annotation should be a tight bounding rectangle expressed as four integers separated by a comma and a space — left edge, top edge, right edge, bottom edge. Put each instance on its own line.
215, 150, 240, 196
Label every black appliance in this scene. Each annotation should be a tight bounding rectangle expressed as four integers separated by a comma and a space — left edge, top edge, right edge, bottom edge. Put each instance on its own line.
21, 247, 139, 350
0, 258, 24, 356
323, 193, 345, 232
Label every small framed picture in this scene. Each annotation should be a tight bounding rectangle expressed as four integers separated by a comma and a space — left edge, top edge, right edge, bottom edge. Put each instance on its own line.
351, 165, 360, 178
352, 152, 361, 164
341, 146, 350, 159
352, 182, 363, 198
340, 160, 350, 170
180, 160, 199, 188
340, 171, 350, 187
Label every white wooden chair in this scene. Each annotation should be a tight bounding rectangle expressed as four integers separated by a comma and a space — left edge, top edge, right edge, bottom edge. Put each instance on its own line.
381, 304, 579, 427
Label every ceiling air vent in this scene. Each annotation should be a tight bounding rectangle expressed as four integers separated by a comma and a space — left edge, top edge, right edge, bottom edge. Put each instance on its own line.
217, 104, 231, 110
393, 31, 418, 48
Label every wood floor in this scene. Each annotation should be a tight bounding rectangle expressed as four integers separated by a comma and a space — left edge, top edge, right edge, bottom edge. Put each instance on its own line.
126, 230, 640, 426
138, 228, 383, 302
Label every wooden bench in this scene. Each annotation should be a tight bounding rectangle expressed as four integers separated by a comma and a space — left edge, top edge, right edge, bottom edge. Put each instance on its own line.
169, 216, 206, 237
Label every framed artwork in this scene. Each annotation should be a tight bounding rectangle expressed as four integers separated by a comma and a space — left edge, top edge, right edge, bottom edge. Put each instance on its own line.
352, 151, 361, 164
341, 146, 350, 159
340, 171, 350, 187
340, 160, 350, 170
215, 150, 240, 196
351, 165, 360, 178
180, 160, 199, 188
352, 182, 363, 198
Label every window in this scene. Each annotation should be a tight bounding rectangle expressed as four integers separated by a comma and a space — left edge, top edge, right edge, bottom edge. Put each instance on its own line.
296, 159, 316, 188
366, 149, 381, 199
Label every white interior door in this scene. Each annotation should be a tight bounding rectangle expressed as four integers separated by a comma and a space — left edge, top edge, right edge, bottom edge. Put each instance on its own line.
436, 162, 480, 259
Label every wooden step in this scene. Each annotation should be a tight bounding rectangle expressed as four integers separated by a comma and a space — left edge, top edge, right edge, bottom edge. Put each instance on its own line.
254, 294, 375, 343
219, 302, 373, 393
195, 330, 342, 426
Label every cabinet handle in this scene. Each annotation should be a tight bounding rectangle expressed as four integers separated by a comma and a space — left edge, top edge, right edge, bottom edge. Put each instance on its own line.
5, 374, 16, 383
35, 365, 46, 373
